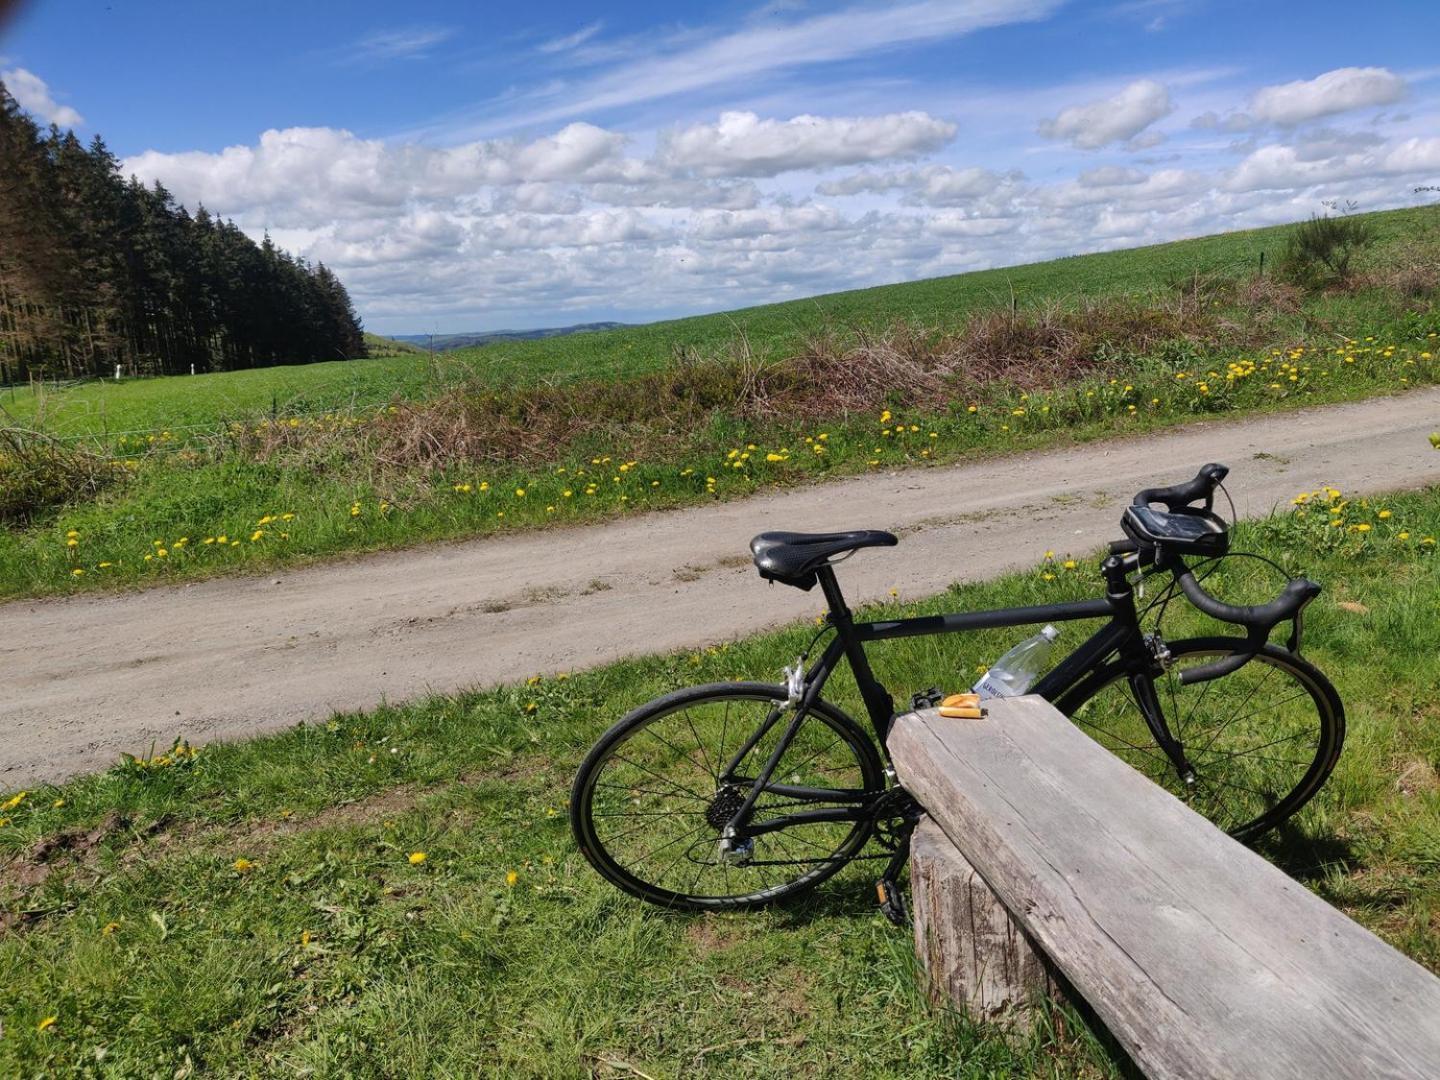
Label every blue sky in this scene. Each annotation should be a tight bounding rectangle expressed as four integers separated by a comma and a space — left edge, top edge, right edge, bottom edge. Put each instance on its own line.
3, 0, 1439, 333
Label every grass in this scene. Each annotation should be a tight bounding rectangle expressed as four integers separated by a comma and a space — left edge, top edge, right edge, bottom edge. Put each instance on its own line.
6, 205, 1437, 438
2, 483, 1438, 1075
2, 204, 1438, 601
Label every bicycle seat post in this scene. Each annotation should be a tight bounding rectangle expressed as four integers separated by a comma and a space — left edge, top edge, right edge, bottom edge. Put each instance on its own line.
815, 564, 851, 628
815, 563, 896, 744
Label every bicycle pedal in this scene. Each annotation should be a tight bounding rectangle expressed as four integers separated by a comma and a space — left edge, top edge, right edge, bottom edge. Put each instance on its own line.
910, 687, 943, 711
875, 878, 909, 926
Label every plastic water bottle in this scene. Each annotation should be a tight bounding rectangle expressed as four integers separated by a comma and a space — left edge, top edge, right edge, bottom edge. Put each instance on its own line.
972, 625, 1060, 699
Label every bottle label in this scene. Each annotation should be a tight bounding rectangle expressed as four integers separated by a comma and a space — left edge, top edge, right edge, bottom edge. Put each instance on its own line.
972, 671, 1016, 699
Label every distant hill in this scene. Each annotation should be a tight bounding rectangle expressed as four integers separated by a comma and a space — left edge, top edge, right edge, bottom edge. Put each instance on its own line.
391, 322, 629, 352
363, 332, 427, 357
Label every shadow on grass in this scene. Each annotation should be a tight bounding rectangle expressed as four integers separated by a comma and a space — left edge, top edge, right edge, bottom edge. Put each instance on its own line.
1257, 820, 1360, 883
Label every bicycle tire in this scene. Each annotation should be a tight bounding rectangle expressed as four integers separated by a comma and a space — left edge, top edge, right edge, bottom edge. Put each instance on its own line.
1055, 637, 1344, 841
570, 682, 884, 911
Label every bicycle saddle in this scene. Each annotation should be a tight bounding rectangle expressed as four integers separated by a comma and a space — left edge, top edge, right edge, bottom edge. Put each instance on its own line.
750, 529, 898, 590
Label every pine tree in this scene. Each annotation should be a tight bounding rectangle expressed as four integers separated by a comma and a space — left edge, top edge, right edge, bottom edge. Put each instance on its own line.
0, 76, 367, 384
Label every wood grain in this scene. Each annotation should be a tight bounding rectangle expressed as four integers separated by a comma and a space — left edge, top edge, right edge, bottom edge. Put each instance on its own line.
910, 816, 1058, 1031
891, 696, 1440, 1080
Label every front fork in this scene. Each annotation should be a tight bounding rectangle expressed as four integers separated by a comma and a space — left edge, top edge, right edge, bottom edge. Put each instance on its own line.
1130, 643, 1197, 789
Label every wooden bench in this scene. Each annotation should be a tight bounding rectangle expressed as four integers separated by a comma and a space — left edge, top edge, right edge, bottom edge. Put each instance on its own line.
890, 695, 1440, 1080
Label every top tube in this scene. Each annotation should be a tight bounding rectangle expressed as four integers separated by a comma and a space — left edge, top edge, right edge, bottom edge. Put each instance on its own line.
856, 597, 1114, 643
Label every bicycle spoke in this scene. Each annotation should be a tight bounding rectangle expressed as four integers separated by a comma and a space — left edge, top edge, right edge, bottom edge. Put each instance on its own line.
578, 689, 877, 907
679, 706, 718, 781
630, 823, 711, 870
640, 722, 714, 783
1065, 644, 1335, 841
594, 779, 708, 805
609, 752, 710, 804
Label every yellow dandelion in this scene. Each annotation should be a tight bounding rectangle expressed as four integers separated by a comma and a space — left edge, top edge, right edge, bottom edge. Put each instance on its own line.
37, 1016, 57, 1033
409, 851, 427, 865
506, 869, 519, 887
233, 857, 254, 873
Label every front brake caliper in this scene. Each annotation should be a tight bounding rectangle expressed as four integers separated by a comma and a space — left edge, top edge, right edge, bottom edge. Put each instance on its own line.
1145, 633, 1173, 670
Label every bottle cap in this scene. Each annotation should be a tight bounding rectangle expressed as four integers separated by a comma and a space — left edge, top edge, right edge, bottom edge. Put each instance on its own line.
1041, 624, 1060, 642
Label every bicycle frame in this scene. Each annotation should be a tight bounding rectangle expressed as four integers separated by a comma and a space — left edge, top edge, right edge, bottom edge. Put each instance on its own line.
719, 553, 1160, 842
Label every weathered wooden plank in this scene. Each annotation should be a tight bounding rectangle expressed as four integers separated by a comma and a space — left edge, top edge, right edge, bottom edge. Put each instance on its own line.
890, 696, 1440, 1080
910, 816, 1059, 1031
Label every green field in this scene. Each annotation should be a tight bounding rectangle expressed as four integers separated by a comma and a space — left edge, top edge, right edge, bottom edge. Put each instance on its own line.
2, 205, 1438, 600
7, 205, 1436, 439
2, 487, 1436, 1076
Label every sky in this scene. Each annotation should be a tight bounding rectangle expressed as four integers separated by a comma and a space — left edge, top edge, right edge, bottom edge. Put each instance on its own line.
2, 0, 1439, 335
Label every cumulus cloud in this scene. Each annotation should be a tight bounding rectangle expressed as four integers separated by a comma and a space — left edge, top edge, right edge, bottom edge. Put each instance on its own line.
1191, 110, 1255, 133
1250, 67, 1407, 126
1076, 166, 1146, 187
123, 124, 642, 220
657, 110, 956, 178
1226, 135, 1440, 192
2, 67, 83, 126
116, 99, 1440, 333
1037, 79, 1174, 150
816, 165, 1021, 206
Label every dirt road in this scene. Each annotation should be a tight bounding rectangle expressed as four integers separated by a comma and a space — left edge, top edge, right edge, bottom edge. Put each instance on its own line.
5, 390, 1440, 785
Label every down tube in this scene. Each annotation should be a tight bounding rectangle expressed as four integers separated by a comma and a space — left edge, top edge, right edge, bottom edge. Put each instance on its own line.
1031, 619, 1135, 701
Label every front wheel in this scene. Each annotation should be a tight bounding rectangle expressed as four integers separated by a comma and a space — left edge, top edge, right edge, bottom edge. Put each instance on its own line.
570, 683, 884, 911
1056, 638, 1344, 841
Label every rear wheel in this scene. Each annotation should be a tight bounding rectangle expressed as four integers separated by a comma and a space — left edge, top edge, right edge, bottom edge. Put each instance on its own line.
1057, 638, 1344, 841
570, 683, 884, 910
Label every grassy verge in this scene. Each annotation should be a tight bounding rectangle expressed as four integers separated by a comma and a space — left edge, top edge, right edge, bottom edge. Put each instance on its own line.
2, 484, 1437, 1075
2, 329, 1436, 600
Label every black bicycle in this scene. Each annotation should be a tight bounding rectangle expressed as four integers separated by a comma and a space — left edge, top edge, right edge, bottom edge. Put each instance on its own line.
570, 464, 1344, 918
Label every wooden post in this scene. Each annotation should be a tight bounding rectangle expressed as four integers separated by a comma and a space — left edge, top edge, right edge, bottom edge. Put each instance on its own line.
910, 816, 1059, 1031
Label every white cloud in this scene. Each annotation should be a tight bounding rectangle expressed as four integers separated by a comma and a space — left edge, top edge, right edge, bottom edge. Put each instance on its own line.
1038, 79, 1174, 149
1191, 110, 1255, 133
1225, 134, 1440, 192
1076, 166, 1146, 187
816, 165, 1020, 206
2, 67, 83, 126
337, 26, 456, 65
539, 21, 603, 54
118, 97, 1440, 334
1251, 67, 1407, 126
474, 0, 1062, 131
658, 110, 956, 178
123, 124, 642, 220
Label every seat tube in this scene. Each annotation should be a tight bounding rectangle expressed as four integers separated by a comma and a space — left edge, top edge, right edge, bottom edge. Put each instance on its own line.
816, 566, 895, 739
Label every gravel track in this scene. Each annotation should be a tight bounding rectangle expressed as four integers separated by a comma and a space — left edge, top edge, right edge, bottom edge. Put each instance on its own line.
5, 389, 1439, 785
